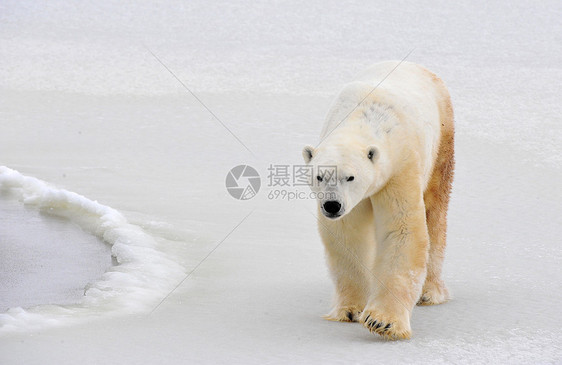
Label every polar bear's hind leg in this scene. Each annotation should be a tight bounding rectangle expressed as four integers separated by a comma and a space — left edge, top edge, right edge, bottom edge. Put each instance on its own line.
418, 77, 455, 306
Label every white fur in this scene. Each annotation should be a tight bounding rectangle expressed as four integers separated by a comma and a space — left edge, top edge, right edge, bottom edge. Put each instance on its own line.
303, 61, 450, 340
319, 61, 442, 192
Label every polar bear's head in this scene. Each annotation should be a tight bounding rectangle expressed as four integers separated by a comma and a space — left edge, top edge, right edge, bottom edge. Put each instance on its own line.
302, 138, 387, 220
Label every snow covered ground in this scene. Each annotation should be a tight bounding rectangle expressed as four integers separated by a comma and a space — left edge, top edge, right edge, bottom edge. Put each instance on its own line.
1, 0, 561, 363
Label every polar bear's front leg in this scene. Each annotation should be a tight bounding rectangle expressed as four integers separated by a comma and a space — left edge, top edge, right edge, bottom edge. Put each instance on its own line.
360, 175, 429, 340
318, 199, 374, 322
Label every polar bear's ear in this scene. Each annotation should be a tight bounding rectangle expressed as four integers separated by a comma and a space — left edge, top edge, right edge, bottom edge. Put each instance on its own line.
302, 145, 315, 163
367, 146, 378, 162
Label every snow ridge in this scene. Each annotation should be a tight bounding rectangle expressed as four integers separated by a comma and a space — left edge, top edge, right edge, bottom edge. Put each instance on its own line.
0, 166, 185, 333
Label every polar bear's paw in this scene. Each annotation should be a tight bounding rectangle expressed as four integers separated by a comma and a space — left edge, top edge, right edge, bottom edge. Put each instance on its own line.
360, 309, 411, 340
323, 305, 362, 322
417, 280, 449, 306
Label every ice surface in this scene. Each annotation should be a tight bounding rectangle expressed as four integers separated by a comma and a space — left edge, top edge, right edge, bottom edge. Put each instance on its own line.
0, 0, 561, 363
0, 194, 113, 311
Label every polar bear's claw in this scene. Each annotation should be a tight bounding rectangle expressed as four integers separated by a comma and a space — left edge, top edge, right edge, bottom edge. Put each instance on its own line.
323, 306, 362, 322
361, 310, 411, 340
417, 281, 450, 306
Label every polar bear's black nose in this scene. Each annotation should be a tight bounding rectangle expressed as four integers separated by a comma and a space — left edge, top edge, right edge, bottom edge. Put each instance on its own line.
323, 201, 342, 215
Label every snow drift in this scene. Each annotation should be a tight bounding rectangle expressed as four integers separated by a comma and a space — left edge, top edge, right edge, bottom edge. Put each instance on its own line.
0, 166, 185, 332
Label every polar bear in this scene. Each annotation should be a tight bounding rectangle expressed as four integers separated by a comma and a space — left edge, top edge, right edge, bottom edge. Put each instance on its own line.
302, 61, 454, 340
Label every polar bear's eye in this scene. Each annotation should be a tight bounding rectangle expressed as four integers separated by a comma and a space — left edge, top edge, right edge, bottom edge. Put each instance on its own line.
316, 175, 323, 182
347, 176, 355, 182
367, 147, 378, 161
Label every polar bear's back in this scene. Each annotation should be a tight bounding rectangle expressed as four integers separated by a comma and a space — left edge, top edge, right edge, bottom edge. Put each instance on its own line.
324, 61, 446, 131
353, 61, 445, 124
